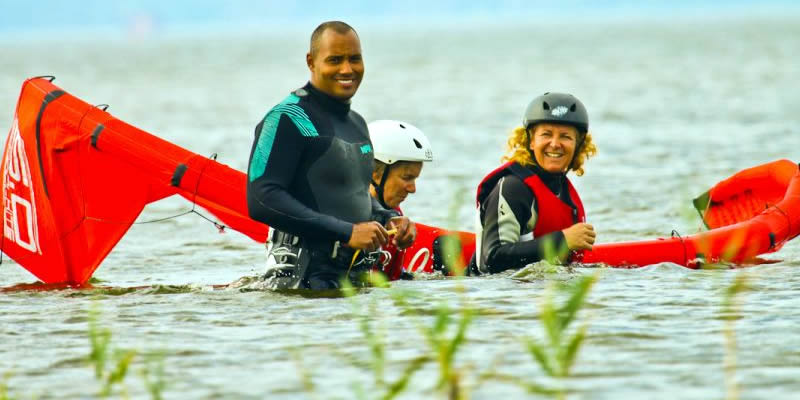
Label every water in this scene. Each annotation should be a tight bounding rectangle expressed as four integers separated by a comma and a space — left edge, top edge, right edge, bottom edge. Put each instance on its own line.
2, 16, 800, 399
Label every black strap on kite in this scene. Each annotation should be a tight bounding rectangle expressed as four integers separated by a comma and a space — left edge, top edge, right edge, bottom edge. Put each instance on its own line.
171, 164, 188, 187
90, 125, 104, 148
670, 229, 690, 266
35, 90, 65, 197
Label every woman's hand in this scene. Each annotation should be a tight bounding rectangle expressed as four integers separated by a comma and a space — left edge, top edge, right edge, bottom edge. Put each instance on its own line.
387, 216, 416, 249
562, 223, 596, 251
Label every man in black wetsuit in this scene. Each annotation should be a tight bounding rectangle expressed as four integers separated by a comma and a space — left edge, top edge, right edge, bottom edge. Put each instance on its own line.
247, 21, 416, 290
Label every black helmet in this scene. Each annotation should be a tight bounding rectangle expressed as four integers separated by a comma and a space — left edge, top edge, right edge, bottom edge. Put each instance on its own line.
522, 92, 589, 134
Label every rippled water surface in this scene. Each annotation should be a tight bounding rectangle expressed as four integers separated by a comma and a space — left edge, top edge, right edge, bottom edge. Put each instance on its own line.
2, 17, 800, 399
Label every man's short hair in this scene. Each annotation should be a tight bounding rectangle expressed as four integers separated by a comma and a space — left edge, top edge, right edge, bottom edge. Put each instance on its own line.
310, 21, 358, 59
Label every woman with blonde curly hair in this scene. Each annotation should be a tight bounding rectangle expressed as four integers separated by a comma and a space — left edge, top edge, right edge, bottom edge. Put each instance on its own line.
470, 92, 598, 274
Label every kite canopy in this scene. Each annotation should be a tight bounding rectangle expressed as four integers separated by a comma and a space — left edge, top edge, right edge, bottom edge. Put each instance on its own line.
2, 77, 799, 286
578, 159, 800, 267
1, 77, 268, 285
693, 159, 798, 229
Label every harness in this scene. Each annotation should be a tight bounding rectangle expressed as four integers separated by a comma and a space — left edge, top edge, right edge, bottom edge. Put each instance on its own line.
263, 229, 388, 289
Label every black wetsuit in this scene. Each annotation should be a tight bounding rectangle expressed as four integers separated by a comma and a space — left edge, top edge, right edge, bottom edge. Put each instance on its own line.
470, 165, 575, 274
247, 82, 389, 289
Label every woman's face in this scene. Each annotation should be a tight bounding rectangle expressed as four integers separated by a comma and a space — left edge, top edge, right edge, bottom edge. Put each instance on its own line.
373, 162, 423, 209
529, 123, 579, 173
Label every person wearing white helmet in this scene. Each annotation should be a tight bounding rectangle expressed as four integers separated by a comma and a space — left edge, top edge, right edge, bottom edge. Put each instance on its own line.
369, 120, 434, 209
368, 120, 434, 279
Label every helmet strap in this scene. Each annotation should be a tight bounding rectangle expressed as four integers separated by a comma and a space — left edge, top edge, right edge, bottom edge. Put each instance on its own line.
371, 164, 393, 209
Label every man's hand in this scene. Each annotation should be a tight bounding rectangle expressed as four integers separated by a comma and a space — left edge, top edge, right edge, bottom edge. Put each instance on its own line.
347, 221, 389, 251
387, 216, 416, 249
562, 223, 596, 251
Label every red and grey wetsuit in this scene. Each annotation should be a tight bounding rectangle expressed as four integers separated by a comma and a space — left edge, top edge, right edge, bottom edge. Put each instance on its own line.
470, 161, 585, 274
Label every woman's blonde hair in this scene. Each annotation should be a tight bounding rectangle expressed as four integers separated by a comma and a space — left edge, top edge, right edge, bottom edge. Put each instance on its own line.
501, 126, 597, 176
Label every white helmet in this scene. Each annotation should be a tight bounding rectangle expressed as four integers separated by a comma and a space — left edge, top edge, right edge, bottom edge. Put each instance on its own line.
368, 120, 434, 164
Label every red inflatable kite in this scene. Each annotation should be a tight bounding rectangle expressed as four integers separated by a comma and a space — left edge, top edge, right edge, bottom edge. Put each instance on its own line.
2, 77, 799, 286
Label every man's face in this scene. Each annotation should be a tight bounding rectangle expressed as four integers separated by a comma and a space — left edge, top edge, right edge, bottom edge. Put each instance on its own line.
307, 29, 364, 101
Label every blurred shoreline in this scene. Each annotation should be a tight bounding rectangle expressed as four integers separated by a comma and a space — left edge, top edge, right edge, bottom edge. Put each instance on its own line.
2, 1, 800, 43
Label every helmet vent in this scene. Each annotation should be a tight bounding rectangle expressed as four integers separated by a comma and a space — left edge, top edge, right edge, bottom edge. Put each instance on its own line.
542, 101, 550, 111
413, 139, 423, 149
399, 123, 406, 129
570, 103, 577, 112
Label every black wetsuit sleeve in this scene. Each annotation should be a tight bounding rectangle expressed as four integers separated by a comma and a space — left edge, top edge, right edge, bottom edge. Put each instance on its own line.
247, 114, 353, 242
369, 196, 401, 225
479, 176, 568, 273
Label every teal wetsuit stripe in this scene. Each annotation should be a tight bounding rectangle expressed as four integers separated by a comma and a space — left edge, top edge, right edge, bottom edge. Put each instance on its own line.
274, 104, 318, 137
249, 94, 319, 182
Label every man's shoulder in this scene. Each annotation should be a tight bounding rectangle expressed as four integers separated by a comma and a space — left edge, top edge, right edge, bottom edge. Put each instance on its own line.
348, 108, 367, 127
261, 89, 319, 137
267, 89, 311, 113
292, 87, 310, 98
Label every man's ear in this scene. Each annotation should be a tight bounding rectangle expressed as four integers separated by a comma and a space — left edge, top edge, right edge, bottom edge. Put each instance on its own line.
306, 53, 314, 71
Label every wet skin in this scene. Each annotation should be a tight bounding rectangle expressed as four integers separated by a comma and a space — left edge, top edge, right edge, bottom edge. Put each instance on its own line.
528, 122, 578, 173
306, 29, 364, 101
371, 161, 424, 209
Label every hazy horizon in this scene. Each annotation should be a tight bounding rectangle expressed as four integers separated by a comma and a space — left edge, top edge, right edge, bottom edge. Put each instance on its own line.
2, 0, 798, 40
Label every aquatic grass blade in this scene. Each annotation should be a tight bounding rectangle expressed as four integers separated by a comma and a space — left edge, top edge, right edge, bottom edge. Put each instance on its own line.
382, 356, 430, 400
724, 274, 750, 306
561, 325, 587, 376
0, 371, 13, 400
362, 302, 386, 385
289, 349, 317, 398
101, 349, 136, 396
721, 229, 747, 262
558, 275, 596, 331
432, 304, 452, 336
540, 294, 560, 347
445, 307, 473, 364
88, 307, 111, 379
368, 272, 390, 288
109, 349, 137, 384
525, 338, 556, 377
488, 371, 559, 395
721, 273, 751, 400
541, 236, 558, 264
339, 278, 358, 298
139, 352, 167, 400
354, 382, 367, 400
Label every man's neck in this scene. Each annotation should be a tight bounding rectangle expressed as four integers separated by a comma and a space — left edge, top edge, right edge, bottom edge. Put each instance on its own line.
304, 82, 352, 115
